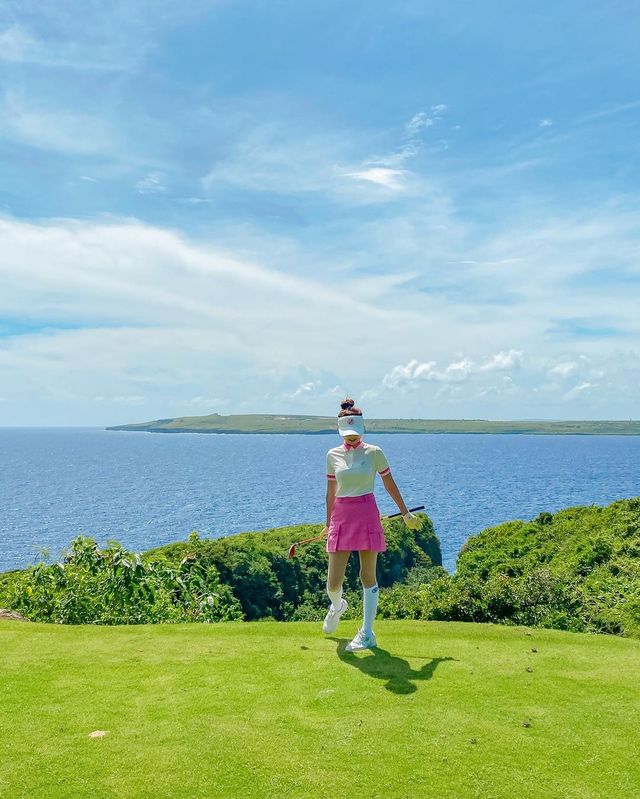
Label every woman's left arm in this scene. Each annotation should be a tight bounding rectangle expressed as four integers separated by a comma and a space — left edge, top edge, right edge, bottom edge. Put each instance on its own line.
381, 472, 409, 516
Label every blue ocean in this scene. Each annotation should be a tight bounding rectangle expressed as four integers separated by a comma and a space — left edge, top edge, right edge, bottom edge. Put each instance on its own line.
0, 428, 638, 573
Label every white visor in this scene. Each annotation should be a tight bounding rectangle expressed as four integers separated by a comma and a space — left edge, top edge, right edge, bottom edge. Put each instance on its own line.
338, 415, 365, 436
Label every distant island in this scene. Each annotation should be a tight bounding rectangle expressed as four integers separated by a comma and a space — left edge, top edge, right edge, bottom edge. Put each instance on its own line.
106, 413, 640, 435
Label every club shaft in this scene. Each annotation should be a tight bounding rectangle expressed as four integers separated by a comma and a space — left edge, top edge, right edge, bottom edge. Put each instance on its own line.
290, 505, 426, 554
382, 504, 425, 519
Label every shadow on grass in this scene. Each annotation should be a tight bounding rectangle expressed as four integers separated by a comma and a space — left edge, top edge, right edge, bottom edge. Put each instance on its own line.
330, 637, 456, 694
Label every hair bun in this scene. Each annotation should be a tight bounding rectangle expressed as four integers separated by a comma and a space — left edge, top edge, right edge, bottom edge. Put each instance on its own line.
340, 398, 355, 410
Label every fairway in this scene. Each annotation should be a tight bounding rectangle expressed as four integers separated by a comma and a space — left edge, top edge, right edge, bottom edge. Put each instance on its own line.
1, 620, 638, 799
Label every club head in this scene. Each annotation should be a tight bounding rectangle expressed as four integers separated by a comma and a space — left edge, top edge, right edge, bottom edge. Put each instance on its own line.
288, 544, 296, 558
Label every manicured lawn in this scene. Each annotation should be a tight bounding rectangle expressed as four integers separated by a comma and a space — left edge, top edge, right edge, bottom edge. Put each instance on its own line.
1, 619, 638, 799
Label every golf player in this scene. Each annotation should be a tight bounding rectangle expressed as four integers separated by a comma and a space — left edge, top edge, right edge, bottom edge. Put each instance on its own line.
322, 398, 421, 651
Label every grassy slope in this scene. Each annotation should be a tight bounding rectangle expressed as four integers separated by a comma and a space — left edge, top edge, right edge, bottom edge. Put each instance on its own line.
1, 620, 639, 799
106, 413, 640, 435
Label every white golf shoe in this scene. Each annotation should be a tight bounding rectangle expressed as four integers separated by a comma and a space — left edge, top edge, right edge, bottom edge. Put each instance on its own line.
345, 628, 377, 652
323, 598, 348, 634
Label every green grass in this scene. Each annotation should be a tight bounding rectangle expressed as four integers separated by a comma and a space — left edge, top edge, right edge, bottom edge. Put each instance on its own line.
1, 620, 639, 798
106, 413, 640, 435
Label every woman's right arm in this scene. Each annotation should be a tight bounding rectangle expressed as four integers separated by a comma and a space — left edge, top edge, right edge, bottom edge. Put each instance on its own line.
325, 479, 337, 527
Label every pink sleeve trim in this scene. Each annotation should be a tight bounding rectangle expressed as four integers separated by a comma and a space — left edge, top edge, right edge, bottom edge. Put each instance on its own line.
378, 467, 391, 476
326, 474, 336, 480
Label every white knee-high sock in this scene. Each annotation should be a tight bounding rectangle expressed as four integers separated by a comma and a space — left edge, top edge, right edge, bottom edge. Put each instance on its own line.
362, 583, 379, 634
327, 585, 343, 610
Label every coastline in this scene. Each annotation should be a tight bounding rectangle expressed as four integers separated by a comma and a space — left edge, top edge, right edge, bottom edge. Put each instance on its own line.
105, 414, 640, 435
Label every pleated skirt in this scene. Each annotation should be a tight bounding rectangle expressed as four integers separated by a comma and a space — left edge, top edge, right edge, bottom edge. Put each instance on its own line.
326, 493, 387, 553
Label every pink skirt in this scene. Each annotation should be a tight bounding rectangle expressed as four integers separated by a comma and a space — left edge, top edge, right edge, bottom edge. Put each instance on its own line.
326, 493, 387, 553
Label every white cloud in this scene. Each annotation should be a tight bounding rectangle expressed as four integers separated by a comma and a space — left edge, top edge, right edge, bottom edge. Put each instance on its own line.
135, 172, 167, 194
199, 119, 426, 205
382, 350, 524, 388
405, 105, 447, 136
405, 112, 435, 136
382, 360, 431, 389
0, 215, 402, 424
358, 105, 449, 180
444, 358, 474, 380
344, 167, 407, 190
549, 361, 578, 377
1, 200, 640, 422
289, 381, 321, 398
478, 349, 524, 372
563, 381, 593, 400
539, 118, 553, 127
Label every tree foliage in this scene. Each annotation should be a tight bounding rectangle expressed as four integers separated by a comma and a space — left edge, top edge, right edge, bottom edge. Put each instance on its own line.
1, 536, 242, 624
2, 499, 637, 639
378, 498, 640, 638
1, 514, 440, 625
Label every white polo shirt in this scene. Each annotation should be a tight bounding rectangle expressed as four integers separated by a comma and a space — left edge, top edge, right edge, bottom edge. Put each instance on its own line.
326, 440, 391, 497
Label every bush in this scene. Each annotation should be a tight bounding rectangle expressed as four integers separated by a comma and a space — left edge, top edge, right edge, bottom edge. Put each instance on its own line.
378, 497, 640, 639
4, 499, 637, 639
2, 536, 242, 625
1, 513, 440, 625
146, 513, 441, 621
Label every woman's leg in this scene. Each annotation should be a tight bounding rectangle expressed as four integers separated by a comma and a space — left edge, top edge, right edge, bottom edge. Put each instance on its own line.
358, 550, 379, 634
326, 551, 351, 608
358, 550, 378, 588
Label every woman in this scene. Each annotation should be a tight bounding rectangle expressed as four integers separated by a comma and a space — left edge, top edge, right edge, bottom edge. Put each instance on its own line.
321, 398, 421, 652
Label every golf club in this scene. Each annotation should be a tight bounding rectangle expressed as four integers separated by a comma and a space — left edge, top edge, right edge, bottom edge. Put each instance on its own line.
287, 505, 426, 558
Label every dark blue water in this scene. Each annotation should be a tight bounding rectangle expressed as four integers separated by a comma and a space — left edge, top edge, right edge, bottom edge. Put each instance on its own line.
0, 428, 638, 574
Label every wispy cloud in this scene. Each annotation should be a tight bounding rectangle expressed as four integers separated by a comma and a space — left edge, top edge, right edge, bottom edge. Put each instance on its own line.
0, 24, 37, 62
404, 105, 447, 137
0, 91, 115, 156
548, 361, 578, 377
576, 99, 640, 125
285, 381, 321, 399
563, 381, 593, 400
166, 395, 229, 409
135, 172, 167, 195
0, 214, 397, 424
343, 167, 408, 190
200, 123, 355, 197
1, 4, 640, 422
0, 2, 215, 71
338, 105, 448, 195
350, 104, 449, 179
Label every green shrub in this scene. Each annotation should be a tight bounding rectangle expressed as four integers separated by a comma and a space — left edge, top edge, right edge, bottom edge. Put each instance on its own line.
2, 536, 242, 625
1, 513, 440, 625
378, 497, 640, 639
3, 499, 637, 639
146, 513, 440, 621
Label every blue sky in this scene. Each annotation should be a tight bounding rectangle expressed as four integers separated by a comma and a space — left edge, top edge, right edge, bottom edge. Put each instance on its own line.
1, 1, 639, 424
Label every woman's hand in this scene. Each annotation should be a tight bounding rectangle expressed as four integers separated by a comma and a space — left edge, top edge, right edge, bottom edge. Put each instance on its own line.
402, 511, 422, 531
320, 525, 329, 539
